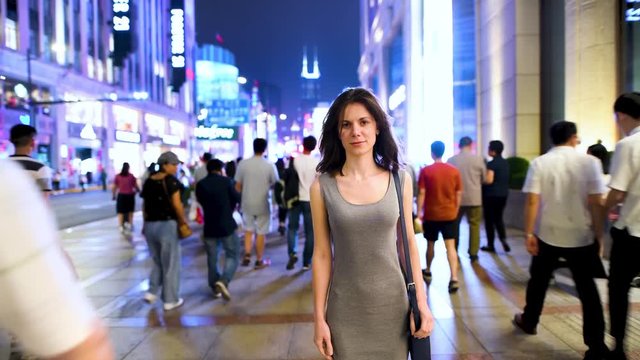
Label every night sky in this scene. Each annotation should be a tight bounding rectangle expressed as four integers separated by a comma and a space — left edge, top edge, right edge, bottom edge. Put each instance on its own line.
194, 0, 361, 119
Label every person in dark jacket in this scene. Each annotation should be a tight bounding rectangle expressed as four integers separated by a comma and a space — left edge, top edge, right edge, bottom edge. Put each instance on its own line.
196, 158, 241, 301
481, 140, 511, 253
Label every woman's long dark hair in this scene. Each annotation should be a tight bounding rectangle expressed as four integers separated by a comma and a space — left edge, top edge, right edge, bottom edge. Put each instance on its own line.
316, 87, 400, 175
120, 162, 130, 176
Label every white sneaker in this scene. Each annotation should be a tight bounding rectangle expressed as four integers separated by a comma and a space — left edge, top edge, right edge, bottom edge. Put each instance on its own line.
163, 298, 184, 311
214, 281, 231, 301
143, 292, 157, 304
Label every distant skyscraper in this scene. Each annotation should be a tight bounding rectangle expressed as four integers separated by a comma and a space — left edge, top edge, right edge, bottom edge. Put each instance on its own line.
299, 47, 321, 138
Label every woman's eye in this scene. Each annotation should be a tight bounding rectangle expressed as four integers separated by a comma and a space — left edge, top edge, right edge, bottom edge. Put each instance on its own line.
341, 122, 351, 128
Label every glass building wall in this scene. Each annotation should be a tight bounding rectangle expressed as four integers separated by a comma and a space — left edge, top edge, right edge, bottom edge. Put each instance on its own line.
623, 0, 640, 91
452, 0, 477, 145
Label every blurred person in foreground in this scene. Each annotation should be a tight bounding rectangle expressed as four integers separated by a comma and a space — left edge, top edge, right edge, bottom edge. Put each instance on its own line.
604, 92, 640, 360
140, 151, 189, 311
0, 160, 114, 359
514, 121, 609, 360
311, 88, 433, 359
196, 159, 241, 301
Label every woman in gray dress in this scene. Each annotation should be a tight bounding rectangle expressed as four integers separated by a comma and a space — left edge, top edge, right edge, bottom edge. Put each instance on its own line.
310, 88, 434, 359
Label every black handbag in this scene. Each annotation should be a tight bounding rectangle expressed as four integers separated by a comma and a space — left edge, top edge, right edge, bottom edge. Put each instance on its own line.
393, 171, 432, 360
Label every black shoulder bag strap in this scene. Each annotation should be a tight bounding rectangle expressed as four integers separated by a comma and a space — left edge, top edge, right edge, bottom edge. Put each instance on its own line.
392, 171, 421, 327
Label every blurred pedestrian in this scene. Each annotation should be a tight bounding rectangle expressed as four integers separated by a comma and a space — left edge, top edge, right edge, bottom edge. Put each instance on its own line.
311, 88, 433, 359
447, 136, 487, 262
52, 170, 62, 192
196, 159, 241, 301
225, 160, 237, 180
193, 152, 212, 184
0, 160, 114, 359
286, 136, 319, 271
9, 124, 52, 197
513, 121, 609, 360
112, 162, 140, 235
481, 140, 511, 253
235, 138, 278, 270
275, 158, 288, 235
100, 169, 107, 191
604, 92, 640, 360
140, 151, 188, 311
417, 141, 461, 293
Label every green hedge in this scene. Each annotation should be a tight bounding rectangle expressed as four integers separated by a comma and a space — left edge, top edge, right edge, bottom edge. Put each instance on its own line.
506, 156, 529, 190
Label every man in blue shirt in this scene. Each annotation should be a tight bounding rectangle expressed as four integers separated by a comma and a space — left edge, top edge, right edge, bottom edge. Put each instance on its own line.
196, 159, 241, 301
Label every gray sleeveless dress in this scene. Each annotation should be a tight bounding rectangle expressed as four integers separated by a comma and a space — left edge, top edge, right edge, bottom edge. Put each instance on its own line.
319, 171, 409, 359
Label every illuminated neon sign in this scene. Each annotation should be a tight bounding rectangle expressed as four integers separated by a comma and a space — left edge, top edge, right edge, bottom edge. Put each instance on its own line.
112, 0, 130, 31
194, 126, 238, 140
115, 130, 141, 143
169, 0, 186, 90
170, 10, 185, 68
628, 0, 640, 22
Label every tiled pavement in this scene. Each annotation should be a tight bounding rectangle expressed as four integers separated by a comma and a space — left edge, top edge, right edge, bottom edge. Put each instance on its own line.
8, 213, 640, 359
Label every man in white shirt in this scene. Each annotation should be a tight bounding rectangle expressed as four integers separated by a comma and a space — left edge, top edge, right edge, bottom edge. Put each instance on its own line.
605, 92, 640, 360
0, 160, 114, 359
513, 121, 609, 360
286, 136, 319, 270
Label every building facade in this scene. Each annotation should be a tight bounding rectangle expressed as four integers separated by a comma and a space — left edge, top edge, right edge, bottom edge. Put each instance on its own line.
0, 0, 196, 182
360, 0, 637, 165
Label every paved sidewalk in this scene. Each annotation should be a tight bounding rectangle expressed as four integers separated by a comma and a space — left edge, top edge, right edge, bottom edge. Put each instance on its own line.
9, 214, 640, 359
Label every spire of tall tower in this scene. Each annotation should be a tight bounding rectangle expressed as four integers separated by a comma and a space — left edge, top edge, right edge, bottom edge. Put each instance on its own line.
301, 47, 310, 78
311, 47, 321, 79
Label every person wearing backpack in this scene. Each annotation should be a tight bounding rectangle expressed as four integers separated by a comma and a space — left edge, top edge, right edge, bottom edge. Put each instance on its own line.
286, 136, 319, 270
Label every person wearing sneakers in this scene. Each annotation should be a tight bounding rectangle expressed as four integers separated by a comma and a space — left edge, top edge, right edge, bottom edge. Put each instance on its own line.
417, 141, 462, 293
481, 140, 511, 253
235, 138, 279, 269
513, 121, 609, 360
140, 151, 188, 311
196, 159, 241, 300
286, 136, 319, 271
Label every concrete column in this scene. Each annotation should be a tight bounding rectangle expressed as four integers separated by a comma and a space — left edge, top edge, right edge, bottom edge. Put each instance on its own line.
564, 0, 618, 150
476, 0, 540, 160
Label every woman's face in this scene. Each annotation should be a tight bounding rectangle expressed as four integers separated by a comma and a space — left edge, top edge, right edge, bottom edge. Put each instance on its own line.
339, 102, 378, 157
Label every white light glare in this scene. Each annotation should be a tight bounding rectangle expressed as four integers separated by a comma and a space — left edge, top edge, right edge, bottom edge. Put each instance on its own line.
374, 28, 384, 43
388, 85, 406, 111
109, 92, 118, 101
237, 76, 247, 85
133, 91, 149, 100
279, 114, 287, 120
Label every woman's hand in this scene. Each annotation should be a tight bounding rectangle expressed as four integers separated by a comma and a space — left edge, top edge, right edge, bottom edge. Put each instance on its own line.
410, 306, 434, 339
314, 320, 334, 359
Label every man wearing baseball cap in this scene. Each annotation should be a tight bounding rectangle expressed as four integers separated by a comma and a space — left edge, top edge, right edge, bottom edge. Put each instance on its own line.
605, 92, 640, 360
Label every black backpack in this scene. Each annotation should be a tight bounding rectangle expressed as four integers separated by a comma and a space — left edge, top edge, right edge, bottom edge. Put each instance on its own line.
282, 158, 300, 209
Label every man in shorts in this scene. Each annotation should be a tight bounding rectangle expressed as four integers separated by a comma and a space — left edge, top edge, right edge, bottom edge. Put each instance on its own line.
417, 141, 462, 293
235, 138, 279, 269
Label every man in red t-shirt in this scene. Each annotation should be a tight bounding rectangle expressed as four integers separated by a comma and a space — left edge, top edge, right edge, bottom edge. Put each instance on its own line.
417, 141, 462, 293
